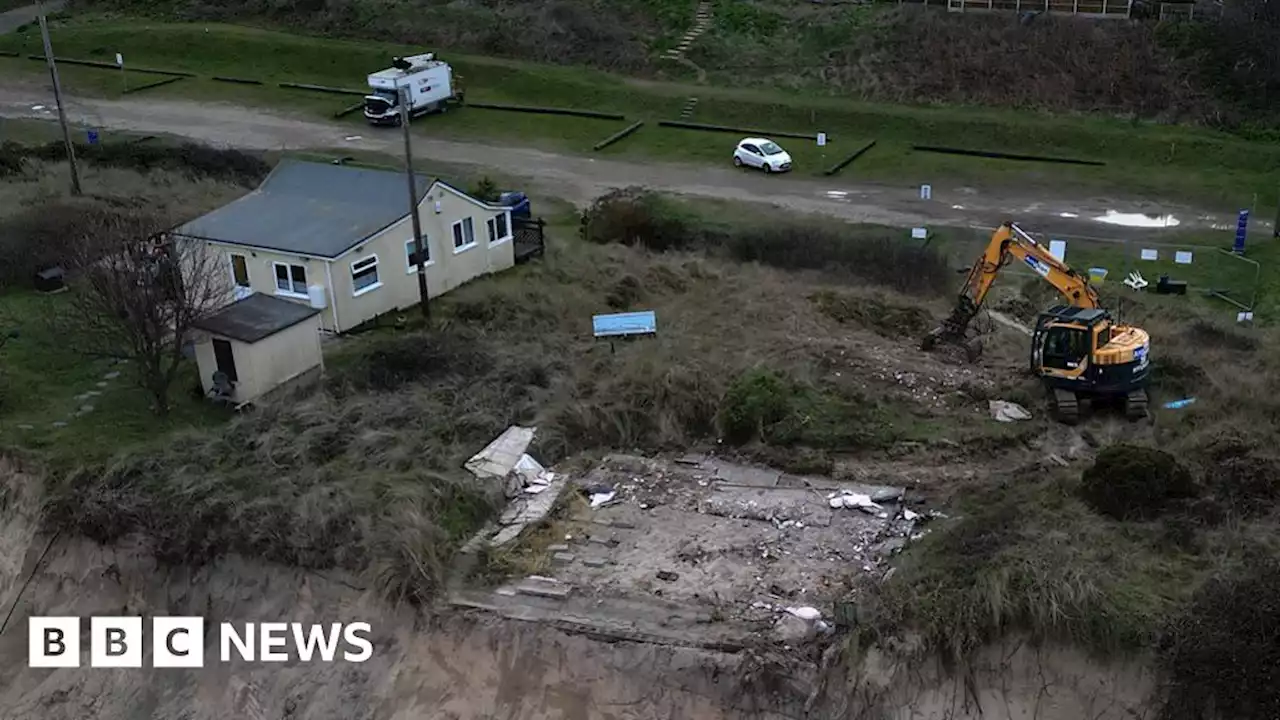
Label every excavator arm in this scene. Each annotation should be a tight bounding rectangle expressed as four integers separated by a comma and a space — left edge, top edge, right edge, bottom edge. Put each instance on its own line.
924, 222, 1100, 348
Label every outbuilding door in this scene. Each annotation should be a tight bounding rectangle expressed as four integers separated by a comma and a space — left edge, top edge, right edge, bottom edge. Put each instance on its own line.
212, 338, 238, 382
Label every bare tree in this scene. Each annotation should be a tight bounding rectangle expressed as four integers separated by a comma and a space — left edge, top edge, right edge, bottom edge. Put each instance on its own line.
55, 211, 230, 415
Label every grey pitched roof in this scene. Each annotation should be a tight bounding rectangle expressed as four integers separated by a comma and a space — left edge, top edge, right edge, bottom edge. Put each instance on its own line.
194, 293, 321, 343
173, 159, 432, 258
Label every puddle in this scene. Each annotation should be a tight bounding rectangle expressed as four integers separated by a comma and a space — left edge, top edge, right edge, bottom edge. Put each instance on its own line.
1093, 210, 1180, 228
343, 135, 362, 141
951, 204, 965, 210
825, 190, 849, 199
1059, 212, 1079, 218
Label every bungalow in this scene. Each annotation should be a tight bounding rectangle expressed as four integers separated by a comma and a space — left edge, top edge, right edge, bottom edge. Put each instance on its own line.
169, 159, 520, 334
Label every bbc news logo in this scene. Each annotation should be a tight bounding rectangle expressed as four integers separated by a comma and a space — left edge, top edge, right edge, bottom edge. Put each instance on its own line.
29, 617, 373, 668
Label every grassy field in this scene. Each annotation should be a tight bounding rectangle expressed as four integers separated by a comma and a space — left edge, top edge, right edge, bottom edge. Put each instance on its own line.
1, 18, 1279, 206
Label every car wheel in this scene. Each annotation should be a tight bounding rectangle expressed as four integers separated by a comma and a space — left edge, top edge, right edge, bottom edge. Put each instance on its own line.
733, 156, 743, 167
762, 163, 771, 174
392, 114, 403, 127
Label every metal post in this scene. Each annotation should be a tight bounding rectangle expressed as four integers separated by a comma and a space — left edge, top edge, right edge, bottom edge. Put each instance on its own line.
38, 2, 80, 196
399, 85, 430, 321
1273, 186, 1279, 239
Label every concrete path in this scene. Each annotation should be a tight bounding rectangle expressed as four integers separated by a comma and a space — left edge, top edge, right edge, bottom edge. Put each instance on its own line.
0, 1, 62, 36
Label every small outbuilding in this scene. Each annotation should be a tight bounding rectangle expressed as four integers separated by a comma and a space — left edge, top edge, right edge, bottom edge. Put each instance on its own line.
192, 292, 324, 406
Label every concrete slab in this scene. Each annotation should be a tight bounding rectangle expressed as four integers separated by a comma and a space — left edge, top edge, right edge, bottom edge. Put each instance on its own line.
464, 425, 535, 480
516, 577, 573, 599
709, 459, 781, 488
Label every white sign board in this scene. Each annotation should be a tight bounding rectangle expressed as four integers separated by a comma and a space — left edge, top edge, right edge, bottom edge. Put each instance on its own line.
816, 132, 827, 147
911, 227, 927, 239
920, 184, 932, 200
1175, 251, 1193, 264
1048, 240, 1067, 262
115, 53, 123, 67
1237, 311, 1254, 323
1140, 248, 1158, 261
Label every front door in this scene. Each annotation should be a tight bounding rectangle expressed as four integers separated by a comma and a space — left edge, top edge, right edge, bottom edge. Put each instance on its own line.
212, 338, 238, 382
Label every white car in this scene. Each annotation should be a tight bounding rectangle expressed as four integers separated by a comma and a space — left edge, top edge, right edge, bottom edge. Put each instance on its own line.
733, 137, 792, 173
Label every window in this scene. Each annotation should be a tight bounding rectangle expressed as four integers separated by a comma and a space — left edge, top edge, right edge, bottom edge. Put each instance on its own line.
452, 217, 476, 252
273, 263, 307, 296
405, 237, 431, 272
743, 144, 760, 155
229, 254, 249, 287
351, 255, 381, 295
487, 212, 510, 244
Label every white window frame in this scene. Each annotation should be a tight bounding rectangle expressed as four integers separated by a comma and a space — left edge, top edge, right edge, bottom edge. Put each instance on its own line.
405, 237, 434, 274
350, 254, 382, 297
229, 253, 251, 288
487, 211, 512, 246
272, 262, 308, 299
451, 217, 477, 254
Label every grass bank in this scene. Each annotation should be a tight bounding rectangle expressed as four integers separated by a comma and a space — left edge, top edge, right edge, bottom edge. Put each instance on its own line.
1, 18, 1278, 205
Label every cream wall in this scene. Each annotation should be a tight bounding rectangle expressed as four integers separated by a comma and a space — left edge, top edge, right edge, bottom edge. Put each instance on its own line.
194, 241, 337, 332
327, 183, 516, 331
193, 314, 324, 405
186, 181, 517, 335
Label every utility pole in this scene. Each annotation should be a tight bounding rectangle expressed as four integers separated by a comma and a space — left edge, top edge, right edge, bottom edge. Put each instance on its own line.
38, 1, 80, 196
399, 84, 429, 320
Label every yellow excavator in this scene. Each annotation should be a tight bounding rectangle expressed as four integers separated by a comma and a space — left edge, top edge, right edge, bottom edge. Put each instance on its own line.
921, 221, 1152, 425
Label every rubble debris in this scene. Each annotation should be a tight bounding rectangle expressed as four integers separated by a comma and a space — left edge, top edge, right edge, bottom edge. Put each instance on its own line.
870, 487, 904, 503
786, 606, 822, 622
515, 575, 573, 599
552, 552, 576, 565
589, 489, 617, 508
773, 613, 814, 645
465, 425, 536, 480
826, 490, 886, 516
657, 570, 679, 582
989, 400, 1032, 422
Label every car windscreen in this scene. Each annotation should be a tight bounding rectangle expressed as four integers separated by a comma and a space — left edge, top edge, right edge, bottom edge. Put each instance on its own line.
759, 142, 783, 155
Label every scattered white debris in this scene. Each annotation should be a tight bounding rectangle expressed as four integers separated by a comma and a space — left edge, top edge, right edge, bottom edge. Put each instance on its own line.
825, 490, 884, 514
786, 606, 822, 622
902, 508, 920, 521
343, 134, 362, 141
989, 400, 1032, 422
589, 490, 617, 508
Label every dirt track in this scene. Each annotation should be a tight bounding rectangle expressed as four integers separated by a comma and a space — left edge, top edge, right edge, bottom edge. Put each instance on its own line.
0, 83, 1241, 238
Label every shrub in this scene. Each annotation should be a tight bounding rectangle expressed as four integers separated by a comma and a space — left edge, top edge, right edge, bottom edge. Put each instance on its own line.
2, 141, 269, 186
470, 176, 500, 203
0, 202, 124, 290
1078, 444, 1198, 521
580, 188, 951, 294
718, 368, 891, 450
1157, 554, 1280, 720
809, 289, 934, 337
332, 331, 493, 392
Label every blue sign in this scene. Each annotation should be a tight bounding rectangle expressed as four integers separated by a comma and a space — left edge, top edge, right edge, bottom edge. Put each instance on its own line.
592, 311, 657, 338
1234, 209, 1248, 254
86, 129, 99, 145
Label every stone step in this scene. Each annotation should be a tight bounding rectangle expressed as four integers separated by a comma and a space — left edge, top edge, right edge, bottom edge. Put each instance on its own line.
515, 577, 573, 599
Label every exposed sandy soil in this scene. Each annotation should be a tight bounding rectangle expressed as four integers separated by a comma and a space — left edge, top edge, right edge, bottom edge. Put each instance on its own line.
0, 81, 1247, 239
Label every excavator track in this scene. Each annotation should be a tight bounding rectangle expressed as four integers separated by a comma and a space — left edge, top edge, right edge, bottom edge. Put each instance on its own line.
1050, 388, 1080, 425
1124, 389, 1149, 421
